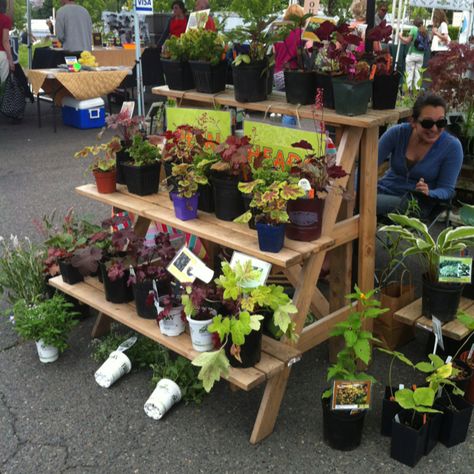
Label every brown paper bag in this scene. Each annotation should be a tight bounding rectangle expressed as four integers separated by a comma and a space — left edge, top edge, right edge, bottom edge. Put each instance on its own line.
375, 272, 415, 350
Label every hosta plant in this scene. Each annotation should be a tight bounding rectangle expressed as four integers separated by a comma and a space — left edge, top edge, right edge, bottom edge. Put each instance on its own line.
192, 260, 298, 392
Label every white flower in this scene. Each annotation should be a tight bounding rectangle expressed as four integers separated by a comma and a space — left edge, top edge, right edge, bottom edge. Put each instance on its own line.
0, 236, 4, 242
10, 235, 19, 248
9, 314, 15, 325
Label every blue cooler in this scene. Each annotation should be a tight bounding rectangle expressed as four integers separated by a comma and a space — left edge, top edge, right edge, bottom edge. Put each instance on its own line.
62, 97, 106, 129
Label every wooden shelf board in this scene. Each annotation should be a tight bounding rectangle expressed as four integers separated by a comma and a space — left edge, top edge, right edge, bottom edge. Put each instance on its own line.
76, 184, 336, 267
50, 275, 298, 391
394, 297, 474, 340
152, 86, 411, 128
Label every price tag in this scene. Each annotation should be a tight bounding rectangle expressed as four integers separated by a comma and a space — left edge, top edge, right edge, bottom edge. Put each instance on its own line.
167, 246, 214, 284
432, 316, 445, 352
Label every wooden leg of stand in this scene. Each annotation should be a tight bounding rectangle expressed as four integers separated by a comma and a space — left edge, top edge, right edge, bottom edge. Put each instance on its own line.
91, 312, 113, 338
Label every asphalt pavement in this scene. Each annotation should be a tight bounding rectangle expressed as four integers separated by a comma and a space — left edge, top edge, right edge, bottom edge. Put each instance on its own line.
0, 103, 473, 473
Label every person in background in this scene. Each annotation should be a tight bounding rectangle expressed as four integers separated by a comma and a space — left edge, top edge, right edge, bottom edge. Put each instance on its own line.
377, 93, 462, 219
375, 2, 388, 26
157, 1, 188, 49
431, 9, 450, 55
46, 19, 54, 36
350, 1, 367, 53
55, 0, 92, 52
273, 3, 305, 91
0, 0, 14, 84
194, 0, 216, 32
399, 18, 426, 91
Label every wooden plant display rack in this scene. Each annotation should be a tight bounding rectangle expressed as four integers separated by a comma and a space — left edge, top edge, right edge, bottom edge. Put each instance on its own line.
52, 88, 410, 443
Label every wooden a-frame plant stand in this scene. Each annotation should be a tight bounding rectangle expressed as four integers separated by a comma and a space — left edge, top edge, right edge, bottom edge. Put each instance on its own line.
52, 87, 410, 443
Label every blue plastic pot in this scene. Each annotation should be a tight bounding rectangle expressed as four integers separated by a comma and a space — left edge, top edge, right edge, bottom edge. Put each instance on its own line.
171, 193, 199, 221
256, 222, 285, 253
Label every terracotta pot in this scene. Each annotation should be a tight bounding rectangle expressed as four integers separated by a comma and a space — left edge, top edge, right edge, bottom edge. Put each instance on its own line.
93, 169, 116, 194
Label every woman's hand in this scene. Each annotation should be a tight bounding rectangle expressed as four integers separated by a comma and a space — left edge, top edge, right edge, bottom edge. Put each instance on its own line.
415, 177, 429, 195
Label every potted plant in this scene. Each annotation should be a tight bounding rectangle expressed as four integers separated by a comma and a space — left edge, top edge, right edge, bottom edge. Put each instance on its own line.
169, 162, 208, 221
235, 178, 305, 252
428, 43, 474, 157
182, 281, 223, 352
105, 111, 143, 184
280, 12, 318, 105
199, 134, 252, 221
286, 139, 348, 241
11, 295, 79, 363
321, 286, 387, 451
122, 134, 162, 196
380, 213, 474, 322
74, 137, 122, 194
228, 0, 281, 102
366, 21, 400, 110
156, 292, 186, 337
192, 260, 298, 392
127, 232, 176, 319
161, 34, 195, 91
180, 28, 227, 93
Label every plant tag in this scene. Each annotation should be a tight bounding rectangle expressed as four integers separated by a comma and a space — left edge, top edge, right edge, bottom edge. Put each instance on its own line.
394, 413, 400, 424
167, 246, 214, 284
129, 266, 136, 278
298, 178, 311, 191
445, 355, 452, 364
398, 384, 404, 390
229, 251, 272, 288
331, 380, 372, 411
468, 343, 474, 360
116, 336, 137, 352
438, 256, 472, 283
432, 316, 445, 352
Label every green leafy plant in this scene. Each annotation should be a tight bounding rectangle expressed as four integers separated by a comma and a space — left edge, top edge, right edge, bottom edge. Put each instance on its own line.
161, 34, 189, 61
0, 235, 47, 307
180, 28, 227, 65
74, 137, 122, 172
394, 387, 441, 416
128, 134, 161, 166
235, 179, 305, 225
12, 295, 79, 351
379, 213, 474, 282
170, 162, 208, 198
192, 260, 298, 392
322, 286, 388, 399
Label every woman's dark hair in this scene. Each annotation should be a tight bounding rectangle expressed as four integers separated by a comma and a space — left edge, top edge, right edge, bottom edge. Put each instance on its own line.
412, 93, 447, 120
172, 0, 186, 14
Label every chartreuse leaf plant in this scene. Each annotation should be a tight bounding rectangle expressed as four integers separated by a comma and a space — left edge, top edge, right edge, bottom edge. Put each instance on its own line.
322, 286, 388, 399
170, 162, 208, 198
192, 260, 298, 392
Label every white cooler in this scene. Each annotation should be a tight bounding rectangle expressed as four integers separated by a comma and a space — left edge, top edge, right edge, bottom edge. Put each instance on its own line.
61, 97, 106, 129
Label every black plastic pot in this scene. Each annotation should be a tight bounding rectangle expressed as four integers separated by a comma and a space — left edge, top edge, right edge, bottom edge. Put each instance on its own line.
425, 412, 442, 455
286, 197, 325, 242
189, 60, 227, 93
225, 326, 263, 368
436, 394, 473, 447
449, 359, 473, 394
133, 279, 171, 319
123, 162, 161, 196
421, 275, 463, 322
100, 262, 133, 304
59, 260, 83, 285
256, 222, 285, 253
211, 174, 244, 221
284, 70, 317, 105
115, 146, 130, 185
267, 65, 274, 95
315, 72, 337, 109
372, 72, 401, 110
242, 194, 256, 229
381, 386, 402, 436
197, 183, 214, 213
163, 161, 176, 198
322, 396, 366, 451
232, 60, 268, 103
161, 58, 195, 91
390, 410, 428, 468
332, 77, 372, 116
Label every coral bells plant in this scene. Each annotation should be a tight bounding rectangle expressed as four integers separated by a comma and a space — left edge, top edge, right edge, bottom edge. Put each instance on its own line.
105, 111, 143, 147
290, 139, 347, 197
74, 137, 122, 173
208, 135, 252, 178
163, 126, 208, 164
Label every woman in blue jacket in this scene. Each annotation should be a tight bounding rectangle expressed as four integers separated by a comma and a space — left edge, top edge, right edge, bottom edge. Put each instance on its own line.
377, 93, 463, 219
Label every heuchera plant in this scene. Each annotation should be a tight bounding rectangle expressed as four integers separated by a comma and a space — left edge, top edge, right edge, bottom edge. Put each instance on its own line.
74, 137, 122, 173
290, 139, 347, 197
105, 111, 143, 147
170, 162, 209, 198
206, 135, 252, 178
163, 126, 208, 164
192, 261, 298, 392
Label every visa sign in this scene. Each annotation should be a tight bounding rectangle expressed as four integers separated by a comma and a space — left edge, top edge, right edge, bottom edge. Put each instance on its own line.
135, 0, 153, 14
